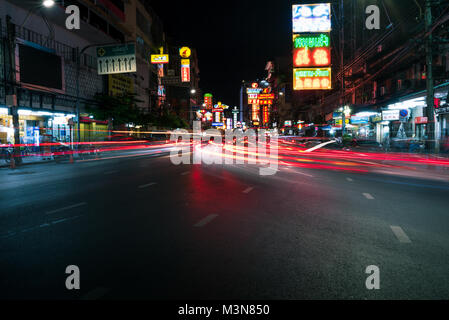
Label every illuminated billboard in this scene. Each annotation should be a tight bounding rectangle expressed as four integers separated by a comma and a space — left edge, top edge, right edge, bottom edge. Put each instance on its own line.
293, 34, 330, 67
181, 59, 190, 82
292, 3, 331, 33
293, 68, 332, 90
292, 5, 332, 90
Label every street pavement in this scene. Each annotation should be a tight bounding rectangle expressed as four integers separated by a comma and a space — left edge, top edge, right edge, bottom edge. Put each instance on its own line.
1, 140, 449, 300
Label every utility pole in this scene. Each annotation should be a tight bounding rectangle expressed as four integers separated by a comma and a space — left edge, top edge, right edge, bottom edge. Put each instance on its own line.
425, 0, 436, 153
75, 47, 81, 144
340, 0, 346, 136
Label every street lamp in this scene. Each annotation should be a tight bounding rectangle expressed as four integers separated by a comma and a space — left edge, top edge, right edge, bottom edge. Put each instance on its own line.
42, 0, 55, 8
189, 89, 197, 125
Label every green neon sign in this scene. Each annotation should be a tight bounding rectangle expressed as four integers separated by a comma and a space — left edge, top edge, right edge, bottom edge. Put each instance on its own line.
295, 68, 330, 78
293, 34, 330, 49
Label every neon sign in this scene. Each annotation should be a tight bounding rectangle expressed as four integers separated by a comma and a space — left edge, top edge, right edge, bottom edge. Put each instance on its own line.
252, 105, 260, 121
293, 68, 332, 90
263, 105, 269, 124
247, 88, 263, 94
293, 47, 330, 67
204, 93, 213, 109
151, 54, 169, 64
293, 33, 330, 48
292, 3, 331, 33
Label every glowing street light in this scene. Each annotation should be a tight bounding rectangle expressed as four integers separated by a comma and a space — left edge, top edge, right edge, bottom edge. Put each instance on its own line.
190, 89, 196, 94
43, 0, 55, 7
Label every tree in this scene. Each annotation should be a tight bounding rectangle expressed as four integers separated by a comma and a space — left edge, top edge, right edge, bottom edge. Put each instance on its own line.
87, 93, 144, 127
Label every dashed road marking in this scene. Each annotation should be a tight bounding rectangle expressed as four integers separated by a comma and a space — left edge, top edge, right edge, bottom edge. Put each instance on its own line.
293, 170, 314, 177
390, 226, 412, 243
46, 202, 87, 215
138, 182, 157, 189
346, 177, 353, 182
363, 193, 374, 200
181, 171, 190, 176
194, 214, 218, 227
242, 187, 254, 194
81, 287, 109, 300
1, 215, 83, 239
104, 170, 118, 175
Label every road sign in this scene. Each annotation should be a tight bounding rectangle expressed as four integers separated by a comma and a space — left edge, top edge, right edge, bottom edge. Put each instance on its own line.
97, 43, 136, 75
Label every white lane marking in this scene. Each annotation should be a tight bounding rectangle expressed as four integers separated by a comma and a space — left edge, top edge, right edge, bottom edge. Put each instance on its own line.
363, 193, 374, 200
181, 171, 190, 176
390, 226, 412, 243
242, 187, 254, 194
194, 214, 218, 227
346, 177, 353, 182
46, 202, 87, 215
304, 140, 336, 152
104, 170, 118, 175
138, 182, 156, 189
2, 215, 83, 239
81, 287, 109, 300
51, 215, 83, 225
293, 170, 314, 177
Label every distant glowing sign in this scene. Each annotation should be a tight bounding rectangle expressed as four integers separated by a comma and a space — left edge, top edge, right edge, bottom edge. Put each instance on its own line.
293, 33, 330, 48
181, 59, 190, 82
293, 68, 332, 90
252, 82, 258, 88
284, 120, 292, 126
204, 94, 213, 109
263, 105, 269, 124
180, 47, 191, 58
252, 105, 260, 121
150, 54, 169, 64
382, 110, 400, 121
247, 88, 263, 94
292, 3, 331, 33
258, 93, 275, 99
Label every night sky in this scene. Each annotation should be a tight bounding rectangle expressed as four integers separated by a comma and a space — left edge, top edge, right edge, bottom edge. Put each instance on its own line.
149, 0, 294, 106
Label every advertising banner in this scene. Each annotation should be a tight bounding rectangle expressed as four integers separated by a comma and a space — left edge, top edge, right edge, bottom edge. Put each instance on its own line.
150, 54, 169, 64
292, 3, 331, 33
293, 68, 331, 90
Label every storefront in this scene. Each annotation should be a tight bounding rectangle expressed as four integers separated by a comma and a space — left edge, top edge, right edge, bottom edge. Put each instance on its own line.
79, 116, 109, 142
349, 113, 378, 140
0, 107, 13, 144
436, 104, 449, 150
0, 106, 75, 145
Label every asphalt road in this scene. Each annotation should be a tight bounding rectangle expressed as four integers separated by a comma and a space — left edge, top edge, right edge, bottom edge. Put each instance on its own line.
1, 143, 449, 300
